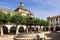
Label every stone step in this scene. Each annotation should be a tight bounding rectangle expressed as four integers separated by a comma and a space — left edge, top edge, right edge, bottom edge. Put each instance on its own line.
14, 33, 45, 40
14, 38, 34, 40
14, 36, 35, 40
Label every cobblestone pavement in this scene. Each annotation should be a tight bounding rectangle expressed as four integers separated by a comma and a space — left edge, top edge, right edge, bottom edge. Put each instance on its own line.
1, 31, 60, 40
15, 32, 45, 40
0, 32, 44, 40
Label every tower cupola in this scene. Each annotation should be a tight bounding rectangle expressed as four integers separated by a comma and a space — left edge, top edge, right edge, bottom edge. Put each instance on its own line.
20, 2, 24, 8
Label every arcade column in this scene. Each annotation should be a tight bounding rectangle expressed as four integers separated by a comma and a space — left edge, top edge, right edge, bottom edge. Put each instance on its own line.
16, 26, 19, 35
1, 26, 3, 36
26, 26, 28, 34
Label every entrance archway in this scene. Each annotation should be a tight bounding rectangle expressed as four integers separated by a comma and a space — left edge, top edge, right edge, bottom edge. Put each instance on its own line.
46, 27, 49, 31
28, 27, 30, 31
36, 27, 38, 31
18, 26, 24, 33
43, 27, 44, 31
10, 26, 16, 34
31, 27, 34, 31
55, 26, 60, 31
2, 26, 8, 34
50, 27, 54, 31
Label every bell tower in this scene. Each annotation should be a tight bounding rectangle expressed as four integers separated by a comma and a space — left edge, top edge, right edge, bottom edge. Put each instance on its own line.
19, 2, 24, 8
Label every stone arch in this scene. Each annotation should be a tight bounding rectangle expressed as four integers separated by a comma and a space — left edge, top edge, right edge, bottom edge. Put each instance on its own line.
36, 27, 38, 31
31, 27, 34, 31
28, 27, 34, 31
28, 27, 30, 31
2, 26, 8, 34
46, 27, 49, 31
10, 26, 16, 34
50, 27, 54, 31
43, 27, 44, 31
18, 26, 24, 33
55, 26, 60, 31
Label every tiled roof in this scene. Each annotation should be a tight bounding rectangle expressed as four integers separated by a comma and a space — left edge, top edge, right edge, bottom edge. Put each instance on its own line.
47, 15, 60, 19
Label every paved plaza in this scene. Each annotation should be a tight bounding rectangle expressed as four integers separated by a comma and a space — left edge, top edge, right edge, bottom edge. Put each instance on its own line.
0, 35, 14, 40
45, 31, 60, 40
0, 31, 60, 40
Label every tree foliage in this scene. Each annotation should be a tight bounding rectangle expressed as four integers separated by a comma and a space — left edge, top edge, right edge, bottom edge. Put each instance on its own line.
0, 11, 50, 26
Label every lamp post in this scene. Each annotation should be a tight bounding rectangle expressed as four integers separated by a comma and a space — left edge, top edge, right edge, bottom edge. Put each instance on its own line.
28, 13, 33, 32
16, 21, 19, 35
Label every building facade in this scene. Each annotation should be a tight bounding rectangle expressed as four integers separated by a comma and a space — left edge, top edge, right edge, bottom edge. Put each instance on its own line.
0, 2, 34, 18
15, 2, 34, 17
0, 2, 41, 35
47, 15, 60, 27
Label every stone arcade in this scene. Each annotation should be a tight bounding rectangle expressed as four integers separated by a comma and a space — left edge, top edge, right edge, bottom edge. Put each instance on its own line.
0, 2, 41, 36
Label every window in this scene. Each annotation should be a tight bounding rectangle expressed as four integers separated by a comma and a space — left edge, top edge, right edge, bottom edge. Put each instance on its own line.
51, 23, 53, 26
51, 19, 52, 22
56, 18, 59, 25
56, 18, 58, 21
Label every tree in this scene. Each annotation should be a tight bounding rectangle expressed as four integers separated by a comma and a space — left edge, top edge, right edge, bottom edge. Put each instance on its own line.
30, 17, 40, 32
0, 11, 6, 25
5, 13, 12, 24
42, 20, 49, 31
0, 11, 7, 36
21, 16, 28, 25
11, 13, 24, 34
22, 16, 29, 33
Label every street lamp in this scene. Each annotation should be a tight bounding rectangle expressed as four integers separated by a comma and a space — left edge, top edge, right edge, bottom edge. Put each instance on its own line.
28, 12, 34, 32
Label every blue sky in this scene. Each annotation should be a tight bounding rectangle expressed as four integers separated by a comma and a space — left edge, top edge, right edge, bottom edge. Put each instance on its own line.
0, 0, 60, 20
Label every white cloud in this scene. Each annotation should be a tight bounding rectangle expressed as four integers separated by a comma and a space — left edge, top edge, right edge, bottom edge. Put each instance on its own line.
42, 0, 60, 9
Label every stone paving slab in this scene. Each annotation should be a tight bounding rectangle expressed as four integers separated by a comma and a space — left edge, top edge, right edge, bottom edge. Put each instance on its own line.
0, 35, 14, 40
0, 32, 52, 40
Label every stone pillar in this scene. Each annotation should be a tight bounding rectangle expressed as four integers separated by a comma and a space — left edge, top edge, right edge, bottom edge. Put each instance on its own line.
59, 18, 60, 26
34, 26, 36, 33
54, 19, 56, 31
58, 18, 59, 26
54, 18, 56, 26
16, 26, 18, 35
1, 27, 3, 36
49, 20, 51, 26
26, 27, 28, 34
8, 30, 10, 34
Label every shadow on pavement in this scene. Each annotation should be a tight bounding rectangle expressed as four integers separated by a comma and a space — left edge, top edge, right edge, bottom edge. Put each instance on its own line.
45, 32, 60, 40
